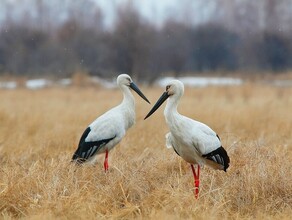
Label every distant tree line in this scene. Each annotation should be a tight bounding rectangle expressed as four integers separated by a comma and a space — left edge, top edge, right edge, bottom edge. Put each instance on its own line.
0, 0, 292, 82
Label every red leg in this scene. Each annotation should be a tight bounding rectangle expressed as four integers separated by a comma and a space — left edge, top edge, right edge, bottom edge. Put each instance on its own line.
104, 149, 109, 172
191, 164, 200, 199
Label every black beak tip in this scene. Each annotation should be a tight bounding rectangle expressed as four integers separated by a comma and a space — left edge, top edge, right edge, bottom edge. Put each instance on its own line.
143, 97, 150, 104
129, 82, 150, 104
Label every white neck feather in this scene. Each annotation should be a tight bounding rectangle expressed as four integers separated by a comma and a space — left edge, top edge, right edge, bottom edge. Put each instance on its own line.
164, 96, 181, 129
120, 85, 135, 129
121, 85, 134, 106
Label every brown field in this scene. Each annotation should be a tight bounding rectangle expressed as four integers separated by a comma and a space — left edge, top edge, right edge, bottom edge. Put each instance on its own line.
0, 83, 291, 219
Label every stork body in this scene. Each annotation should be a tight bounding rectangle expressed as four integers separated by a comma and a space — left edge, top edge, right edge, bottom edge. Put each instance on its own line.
145, 80, 230, 198
72, 74, 150, 171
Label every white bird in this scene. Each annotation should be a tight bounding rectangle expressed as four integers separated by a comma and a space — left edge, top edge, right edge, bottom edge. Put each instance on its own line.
144, 80, 230, 198
72, 74, 150, 171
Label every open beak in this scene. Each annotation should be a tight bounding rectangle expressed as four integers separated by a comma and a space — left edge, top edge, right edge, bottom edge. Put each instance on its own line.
144, 92, 169, 120
129, 82, 150, 104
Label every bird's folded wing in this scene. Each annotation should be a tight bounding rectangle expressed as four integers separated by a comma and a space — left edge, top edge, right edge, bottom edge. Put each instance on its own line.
202, 146, 230, 171
72, 127, 116, 162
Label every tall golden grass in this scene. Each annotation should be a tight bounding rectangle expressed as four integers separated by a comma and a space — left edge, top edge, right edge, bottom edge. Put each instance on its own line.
0, 83, 291, 219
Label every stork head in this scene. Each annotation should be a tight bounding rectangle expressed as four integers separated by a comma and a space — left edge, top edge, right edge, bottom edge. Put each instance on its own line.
117, 74, 150, 104
165, 80, 184, 98
144, 80, 184, 120
117, 74, 132, 86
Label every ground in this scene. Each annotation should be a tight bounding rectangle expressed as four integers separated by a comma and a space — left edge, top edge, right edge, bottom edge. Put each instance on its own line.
0, 83, 291, 219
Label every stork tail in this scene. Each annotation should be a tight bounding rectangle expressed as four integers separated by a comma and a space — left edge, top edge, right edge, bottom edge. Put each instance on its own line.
202, 146, 230, 171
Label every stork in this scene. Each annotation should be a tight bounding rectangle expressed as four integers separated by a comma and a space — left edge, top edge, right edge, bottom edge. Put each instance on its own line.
144, 80, 230, 198
72, 74, 150, 171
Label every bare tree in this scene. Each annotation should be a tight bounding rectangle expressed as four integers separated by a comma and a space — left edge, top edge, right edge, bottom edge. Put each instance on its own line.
109, 2, 156, 80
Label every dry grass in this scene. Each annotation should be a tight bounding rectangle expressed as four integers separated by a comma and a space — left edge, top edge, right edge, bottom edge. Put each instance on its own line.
0, 83, 291, 219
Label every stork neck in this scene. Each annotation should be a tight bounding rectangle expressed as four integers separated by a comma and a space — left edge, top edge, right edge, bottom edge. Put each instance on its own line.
164, 96, 180, 121
121, 85, 135, 108
120, 85, 135, 130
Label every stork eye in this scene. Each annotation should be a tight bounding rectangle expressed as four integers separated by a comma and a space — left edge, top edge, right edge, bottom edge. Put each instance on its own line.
125, 78, 131, 85
166, 85, 170, 91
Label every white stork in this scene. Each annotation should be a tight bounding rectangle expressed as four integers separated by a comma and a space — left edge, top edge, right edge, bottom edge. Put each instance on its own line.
144, 80, 230, 198
72, 74, 150, 171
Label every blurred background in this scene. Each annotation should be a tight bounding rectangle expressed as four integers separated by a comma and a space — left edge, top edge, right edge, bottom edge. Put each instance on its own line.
0, 0, 292, 84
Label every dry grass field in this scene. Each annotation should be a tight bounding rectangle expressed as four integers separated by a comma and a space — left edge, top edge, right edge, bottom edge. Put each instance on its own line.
0, 82, 291, 219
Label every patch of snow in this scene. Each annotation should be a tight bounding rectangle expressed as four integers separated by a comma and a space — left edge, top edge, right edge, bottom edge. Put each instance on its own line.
0, 81, 17, 89
91, 76, 117, 89
25, 79, 52, 89
57, 78, 72, 86
156, 76, 243, 87
271, 80, 292, 87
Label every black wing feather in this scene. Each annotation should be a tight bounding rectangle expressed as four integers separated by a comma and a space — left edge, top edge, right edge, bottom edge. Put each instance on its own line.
72, 127, 116, 164
202, 146, 230, 171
